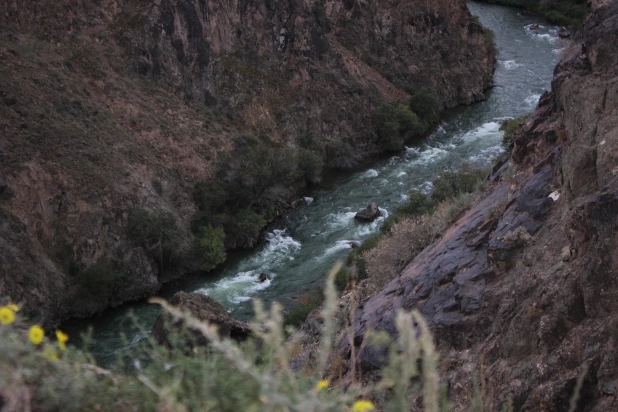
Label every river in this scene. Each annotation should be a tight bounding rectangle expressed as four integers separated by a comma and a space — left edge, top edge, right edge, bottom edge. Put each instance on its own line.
66, 1, 564, 366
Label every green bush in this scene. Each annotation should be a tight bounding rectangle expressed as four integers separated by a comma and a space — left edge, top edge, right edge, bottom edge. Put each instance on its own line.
347, 235, 382, 279
373, 100, 424, 152
127, 209, 183, 272
193, 181, 228, 214
431, 168, 487, 203
284, 288, 324, 328
326, 141, 360, 170
500, 116, 526, 145
408, 87, 439, 126
484, 28, 497, 54
298, 149, 324, 184
194, 225, 226, 271
224, 209, 266, 249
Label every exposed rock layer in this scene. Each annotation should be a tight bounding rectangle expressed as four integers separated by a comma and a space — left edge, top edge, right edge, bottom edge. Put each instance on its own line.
341, 3, 618, 410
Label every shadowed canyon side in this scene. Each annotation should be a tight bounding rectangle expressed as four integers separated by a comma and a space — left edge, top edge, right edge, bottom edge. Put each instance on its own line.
0, 0, 495, 325
341, 2, 618, 410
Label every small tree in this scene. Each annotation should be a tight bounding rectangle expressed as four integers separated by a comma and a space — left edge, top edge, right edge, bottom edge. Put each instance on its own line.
194, 225, 226, 271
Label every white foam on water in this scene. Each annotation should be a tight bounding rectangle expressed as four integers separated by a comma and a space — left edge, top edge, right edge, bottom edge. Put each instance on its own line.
469, 145, 505, 164
397, 171, 407, 178
531, 32, 557, 43
352, 208, 389, 237
459, 121, 502, 143
196, 270, 276, 305
400, 193, 409, 201
326, 211, 357, 230
194, 229, 300, 306
408, 146, 448, 166
552, 48, 564, 55
304, 197, 314, 205
525, 94, 541, 107
324, 240, 355, 255
363, 169, 379, 178
500, 60, 522, 70
420, 181, 434, 194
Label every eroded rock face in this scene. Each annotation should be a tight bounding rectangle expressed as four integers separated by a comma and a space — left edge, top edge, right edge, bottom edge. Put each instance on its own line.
152, 291, 251, 348
340, 3, 618, 410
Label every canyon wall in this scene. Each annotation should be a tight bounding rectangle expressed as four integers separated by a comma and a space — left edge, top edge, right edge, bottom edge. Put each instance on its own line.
0, 0, 495, 324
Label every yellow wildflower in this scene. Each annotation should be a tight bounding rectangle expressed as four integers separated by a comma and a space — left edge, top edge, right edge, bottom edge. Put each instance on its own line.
44, 345, 59, 361
316, 380, 329, 391
0, 307, 15, 325
7, 303, 19, 312
28, 325, 45, 345
56, 330, 69, 350
351, 400, 375, 412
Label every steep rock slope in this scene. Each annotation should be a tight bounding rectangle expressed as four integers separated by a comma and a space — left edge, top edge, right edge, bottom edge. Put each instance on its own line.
0, 0, 494, 325
341, 3, 618, 410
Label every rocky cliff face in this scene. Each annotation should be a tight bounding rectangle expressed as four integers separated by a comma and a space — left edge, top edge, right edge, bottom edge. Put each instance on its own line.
341, 3, 618, 410
0, 0, 494, 325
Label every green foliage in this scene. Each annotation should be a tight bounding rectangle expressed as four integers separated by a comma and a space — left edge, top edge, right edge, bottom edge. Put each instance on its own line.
347, 235, 382, 279
127, 209, 183, 272
484, 28, 497, 54
298, 148, 325, 184
500, 115, 526, 145
284, 288, 324, 328
431, 168, 487, 203
396, 190, 436, 218
373, 100, 424, 152
68, 259, 133, 313
193, 225, 226, 271
325, 141, 360, 170
408, 87, 439, 126
193, 181, 228, 216
224, 209, 266, 249
334, 266, 354, 292
381, 190, 436, 234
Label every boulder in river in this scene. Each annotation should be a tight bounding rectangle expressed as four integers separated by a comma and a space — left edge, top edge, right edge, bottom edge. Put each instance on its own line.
354, 203, 382, 222
258, 272, 269, 282
152, 291, 251, 348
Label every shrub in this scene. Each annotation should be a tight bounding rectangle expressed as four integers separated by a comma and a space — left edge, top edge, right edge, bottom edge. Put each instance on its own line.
193, 181, 228, 214
194, 225, 226, 271
395, 189, 435, 218
224, 209, 266, 249
298, 149, 324, 184
431, 168, 486, 203
284, 288, 324, 328
381, 190, 435, 234
127, 209, 183, 272
347, 235, 382, 279
373, 100, 424, 151
500, 115, 526, 145
408, 87, 439, 126
326, 141, 360, 170
484, 28, 497, 54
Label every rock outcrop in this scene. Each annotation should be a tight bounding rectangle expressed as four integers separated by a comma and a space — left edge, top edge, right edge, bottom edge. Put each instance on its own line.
340, 3, 618, 411
152, 291, 251, 348
0, 0, 495, 325
354, 203, 382, 222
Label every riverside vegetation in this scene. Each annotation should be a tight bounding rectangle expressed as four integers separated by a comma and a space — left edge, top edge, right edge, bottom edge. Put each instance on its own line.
0, 266, 491, 412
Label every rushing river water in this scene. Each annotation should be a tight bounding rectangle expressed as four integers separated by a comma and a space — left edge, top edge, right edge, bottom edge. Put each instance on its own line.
67, 1, 563, 366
